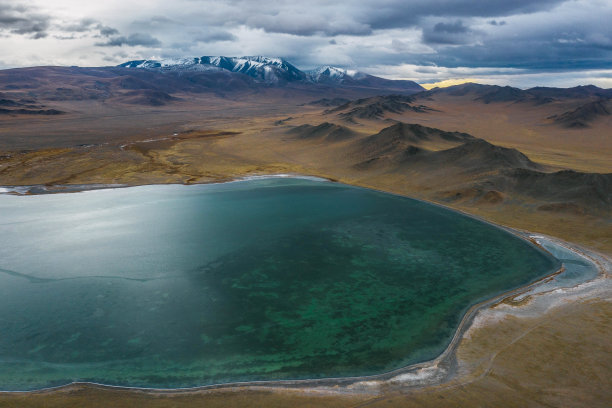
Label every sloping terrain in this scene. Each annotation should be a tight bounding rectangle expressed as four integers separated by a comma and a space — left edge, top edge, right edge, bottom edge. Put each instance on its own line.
548, 99, 611, 128
528, 85, 612, 99
286, 122, 358, 142
0, 62, 423, 114
0, 66, 262, 105
498, 168, 612, 210
420, 83, 544, 104
306, 97, 351, 107
326, 95, 434, 121
420, 83, 612, 105
0, 92, 65, 115
120, 56, 308, 83
412, 138, 542, 172
0, 107, 63, 115
353, 122, 474, 166
307, 65, 424, 92
121, 57, 424, 93
340, 122, 608, 214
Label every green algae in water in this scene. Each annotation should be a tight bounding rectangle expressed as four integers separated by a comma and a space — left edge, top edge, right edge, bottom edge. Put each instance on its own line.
0, 178, 558, 390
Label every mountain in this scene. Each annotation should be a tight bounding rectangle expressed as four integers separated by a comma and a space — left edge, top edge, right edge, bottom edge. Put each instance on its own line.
352, 122, 540, 175
307, 66, 366, 83
418, 82, 612, 105
305, 97, 351, 107
0, 58, 424, 110
119, 57, 424, 92
423, 138, 541, 172
0, 107, 63, 116
287, 122, 357, 142
420, 83, 549, 104
502, 168, 612, 210
0, 93, 64, 115
548, 99, 611, 128
307, 65, 424, 92
326, 95, 434, 121
347, 124, 608, 211
527, 85, 612, 100
0, 65, 264, 104
120, 56, 307, 83
353, 122, 474, 167
359, 122, 473, 150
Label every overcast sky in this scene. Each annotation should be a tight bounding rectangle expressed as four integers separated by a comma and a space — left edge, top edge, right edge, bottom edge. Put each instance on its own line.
1, 0, 612, 87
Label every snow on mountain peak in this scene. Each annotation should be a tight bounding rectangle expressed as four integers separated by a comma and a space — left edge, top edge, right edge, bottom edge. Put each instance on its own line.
307, 65, 367, 82
116, 56, 423, 92
118, 56, 306, 82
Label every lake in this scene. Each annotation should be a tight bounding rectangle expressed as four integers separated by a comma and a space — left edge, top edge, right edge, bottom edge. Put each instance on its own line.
0, 177, 559, 390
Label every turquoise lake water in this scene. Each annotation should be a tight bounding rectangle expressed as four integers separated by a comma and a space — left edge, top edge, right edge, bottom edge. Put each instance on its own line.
0, 178, 559, 390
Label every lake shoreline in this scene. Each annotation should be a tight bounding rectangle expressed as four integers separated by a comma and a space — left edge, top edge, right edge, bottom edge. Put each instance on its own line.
1, 175, 607, 396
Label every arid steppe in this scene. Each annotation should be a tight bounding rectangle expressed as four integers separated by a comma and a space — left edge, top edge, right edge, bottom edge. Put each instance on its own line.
0, 69, 611, 406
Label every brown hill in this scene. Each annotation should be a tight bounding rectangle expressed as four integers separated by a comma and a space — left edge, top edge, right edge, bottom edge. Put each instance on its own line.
417, 139, 542, 173
498, 168, 612, 210
419, 83, 612, 105
0, 65, 426, 110
355, 129, 610, 213
120, 89, 175, 106
527, 85, 612, 100
353, 123, 476, 169
326, 95, 434, 121
287, 122, 357, 142
548, 99, 611, 128
365, 138, 541, 175
356, 131, 610, 212
0, 108, 64, 115
421, 83, 540, 104
305, 97, 350, 107
373, 122, 474, 144
326, 94, 413, 113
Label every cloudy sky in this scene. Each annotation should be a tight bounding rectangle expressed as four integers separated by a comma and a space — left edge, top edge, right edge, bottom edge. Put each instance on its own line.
1, 0, 612, 87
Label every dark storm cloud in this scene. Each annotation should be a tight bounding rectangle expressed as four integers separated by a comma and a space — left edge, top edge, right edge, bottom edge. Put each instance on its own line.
0, 3, 50, 39
245, 13, 372, 36
130, 16, 178, 29
96, 33, 162, 47
362, 0, 568, 30
422, 20, 473, 44
99, 26, 119, 37
174, 0, 568, 37
130, 17, 237, 43
414, 7, 612, 70
0, 4, 120, 40
415, 37, 612, 70
59, 18, 119, 37
62, 18, 99, 32
193, 30, 237, 43
2, 0, 612, 85
334, 0, 612, 74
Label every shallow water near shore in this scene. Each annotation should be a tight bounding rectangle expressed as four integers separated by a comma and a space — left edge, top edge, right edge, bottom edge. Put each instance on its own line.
0, 178, 559, 391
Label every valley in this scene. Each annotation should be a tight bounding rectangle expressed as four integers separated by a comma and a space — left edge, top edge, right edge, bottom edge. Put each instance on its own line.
0, 57, 611, 407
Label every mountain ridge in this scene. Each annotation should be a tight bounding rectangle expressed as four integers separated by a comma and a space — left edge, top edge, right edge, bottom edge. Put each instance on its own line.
419, 82, 612, 104
118, 56, 424, 92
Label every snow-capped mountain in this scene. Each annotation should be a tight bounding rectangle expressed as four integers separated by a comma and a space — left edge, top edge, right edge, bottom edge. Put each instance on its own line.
118, 56, 424, 92
307, 66, 367, 83
119, 56, 306, 83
